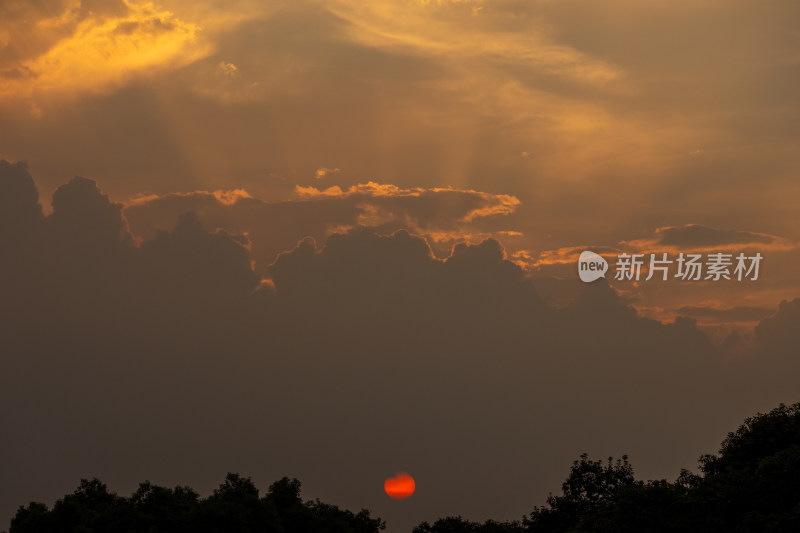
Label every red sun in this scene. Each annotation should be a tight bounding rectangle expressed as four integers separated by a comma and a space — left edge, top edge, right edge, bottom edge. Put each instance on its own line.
384, 472, 415, 500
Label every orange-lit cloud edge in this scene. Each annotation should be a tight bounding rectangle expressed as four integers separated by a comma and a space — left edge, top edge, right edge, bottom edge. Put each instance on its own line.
126, 181, 526, 252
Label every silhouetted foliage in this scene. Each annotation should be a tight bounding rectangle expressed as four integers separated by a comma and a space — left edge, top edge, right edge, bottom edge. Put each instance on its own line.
523, 454, 634, 533
9, 474, 384, 533
519, 402, 800, 533
129, 481, 200, 533
409, 402, 800, 533
413, 516, 524, 533
691, 403, 800, 533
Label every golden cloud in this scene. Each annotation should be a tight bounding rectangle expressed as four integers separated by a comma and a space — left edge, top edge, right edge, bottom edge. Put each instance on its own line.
521, 245, 620, 268
0, 0, 210, 100
126, 188, 253, 208
315, 167, 341, 180
295, 181, 424, 198
295, 181, 520, 222
325, 0, 622, 86
460, 193, 520, 221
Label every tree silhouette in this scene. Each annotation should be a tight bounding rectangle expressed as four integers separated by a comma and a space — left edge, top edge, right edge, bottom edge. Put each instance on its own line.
692, 403, 800, 533
520, 402, 800, 533
129, 481, 200, 533
9, 474, 384, 533
408, 401, 800, 533
523, 454, 634, 533
413, 516, 524, 533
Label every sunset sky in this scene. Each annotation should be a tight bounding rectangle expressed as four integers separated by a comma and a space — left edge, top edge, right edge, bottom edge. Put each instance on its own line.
2, 1, 800, 531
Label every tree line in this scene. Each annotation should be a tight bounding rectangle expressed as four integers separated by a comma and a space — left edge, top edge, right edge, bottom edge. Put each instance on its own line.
9, 402, 800, 533
9, 474, 384, 533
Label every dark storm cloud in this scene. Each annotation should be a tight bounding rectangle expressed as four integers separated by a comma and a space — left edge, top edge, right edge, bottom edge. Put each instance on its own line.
755, 298, 800, 354
0, 160, 45, 242
49, 175, 135, 250
2, 163, 800, 532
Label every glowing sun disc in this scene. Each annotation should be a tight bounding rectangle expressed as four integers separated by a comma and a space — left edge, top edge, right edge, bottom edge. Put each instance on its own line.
384, 472, 415, 500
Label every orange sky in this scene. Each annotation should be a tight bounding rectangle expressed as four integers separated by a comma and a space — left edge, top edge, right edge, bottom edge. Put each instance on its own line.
3, 5, 800, 531
5, 0, 798, 333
